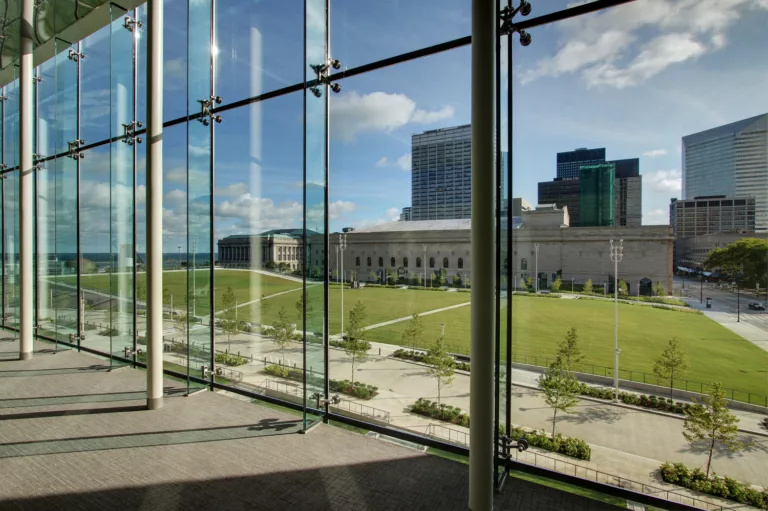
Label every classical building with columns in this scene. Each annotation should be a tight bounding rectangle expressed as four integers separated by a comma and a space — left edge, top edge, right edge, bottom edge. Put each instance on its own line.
217, 229, 317, 270
323, 205, 673, 294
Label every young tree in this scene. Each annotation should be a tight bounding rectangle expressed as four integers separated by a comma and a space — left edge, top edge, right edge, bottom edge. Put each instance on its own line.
425, 334, 456, 404
654, 281, 666, 297
401, 313, 424, 347
551, 277, 562, 292
271, 306, 294, 354
295, 293, 304, 319
683, 383, 744, 478
417, 273, 423, 287
409, 271, 415, 285
331, 268, 338, 282
221, 286, 238, 350
260, 293, 271, 318
583, 279, 593, 295
653, 338, 690, 394
368, 271, 377, 283
618, 279, 628, 297
438, 268, 447, 287
556, 327, 584, 371
174, 312, 188, 343
163, 286, 171, 311
386, 268, 397, 285
465, 276, 471, 288
266, 261, 276, 271
539, 359, 580, 436
452, 273, 462, 287
343, 301, 371, 384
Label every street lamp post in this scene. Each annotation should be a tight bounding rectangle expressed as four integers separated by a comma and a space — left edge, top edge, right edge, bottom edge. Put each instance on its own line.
571, 278, 574, 293
335, 245, 339, 283
177, 245, 181, 268
339, 234, 348, 340
423, 244, 427, 288
734, 281, 740, 322
533, 243, 540, 293
699, 275, 703, 304
609, 239, 624, 403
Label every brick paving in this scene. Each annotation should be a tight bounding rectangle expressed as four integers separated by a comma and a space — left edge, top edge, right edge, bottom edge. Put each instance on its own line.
0, 334, 620, 510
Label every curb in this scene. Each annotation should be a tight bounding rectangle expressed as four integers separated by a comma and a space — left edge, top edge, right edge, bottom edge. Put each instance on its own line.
513, 382, 768, 438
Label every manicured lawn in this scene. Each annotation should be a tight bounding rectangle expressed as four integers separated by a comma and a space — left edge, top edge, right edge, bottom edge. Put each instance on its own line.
241, 286, 471, 335
54, 270, 302, 316
366, 295, 768, 398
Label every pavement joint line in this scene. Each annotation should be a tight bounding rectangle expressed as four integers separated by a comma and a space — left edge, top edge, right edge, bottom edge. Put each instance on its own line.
363, 301, 471, 331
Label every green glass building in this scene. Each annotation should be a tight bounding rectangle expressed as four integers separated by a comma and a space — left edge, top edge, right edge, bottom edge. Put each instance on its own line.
579, 164, 615, 227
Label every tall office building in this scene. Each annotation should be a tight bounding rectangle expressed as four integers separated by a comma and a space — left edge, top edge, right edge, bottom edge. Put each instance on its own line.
557, 147, 606, 179
683, 114, 768, 230
410, 125, 472, 221
409, 125, 505, 221
579, 164, 615, 227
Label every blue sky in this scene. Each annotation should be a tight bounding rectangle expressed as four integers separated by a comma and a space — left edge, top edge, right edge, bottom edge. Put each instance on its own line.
32, 0, 768, 253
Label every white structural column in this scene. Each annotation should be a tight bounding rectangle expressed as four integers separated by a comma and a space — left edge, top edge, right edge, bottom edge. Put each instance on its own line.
469, 0, 495, 509
19, 0, 34, 360
146, 0, 164, 410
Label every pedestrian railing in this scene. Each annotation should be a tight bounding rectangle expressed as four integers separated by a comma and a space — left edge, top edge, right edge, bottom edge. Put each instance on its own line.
511, 449, 741, 511
333, 398, 391, 423
425, 423, 469, 446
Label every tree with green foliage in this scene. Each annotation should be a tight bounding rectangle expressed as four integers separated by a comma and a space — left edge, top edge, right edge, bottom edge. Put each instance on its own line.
174, 312, 188, 343
452, 273, 462, 287
401, 313, 424, 347
368, 271, 377, 283
265, 261, 276, 271
539, 358, 580, 436
556, 327, 583, 371
683, 383, 744, 478
583, 279, 593, 295
525, 275, 534, 291
551, 277, 562, 292
386, 268, 397, 285
618, 279, 628, 297
271, 306, 293, 354
417, 273, 423, 287
425, 334, 456, 405
260, 293, 271, 318
465, 276, 471, 288
163, 286, 171, 310
704, 238, 768, 287
343, 301, 370, 384
409, 271, 415, 285
653, 338, 690, 394
654, 281, 666, 297
221, 286, 238, 350
437, 268, 447, 287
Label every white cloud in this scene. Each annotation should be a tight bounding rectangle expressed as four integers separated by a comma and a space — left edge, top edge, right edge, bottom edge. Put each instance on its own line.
521, 0, 767, 88
375, 157, 389, 168
331, 91, 454, 141
386, 207, 401, 221
217, 183, 248, 198
215, 195, 303, 231
646, 169, 682, 193
329, 200, 357, 219
396, 154, 411, 171
644, 208, 670, 225
643, 149, 667, 157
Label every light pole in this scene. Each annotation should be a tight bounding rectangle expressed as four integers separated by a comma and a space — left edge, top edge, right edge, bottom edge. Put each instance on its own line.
177, 245, 181, 268
609, 239, 624, 402
192, 236, 197, 317
699, 275, 703, 304
533, 243, 540, 293
339, 234, 347, 340
423, 244, 427, 288
734, 280, 740, 322
335, 245, 339, 283
571, 278, 574, 293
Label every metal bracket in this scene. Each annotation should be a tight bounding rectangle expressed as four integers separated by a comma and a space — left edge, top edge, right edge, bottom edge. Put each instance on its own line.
0, 94, 7, 102
121, 121, 143, 145
123, 16, 144, 32
67, 139, 85, 159
33, 153, 44, 170
34, 75, 43, 83
500, 1, 533, 46
68, 333, 85, 343
309, 58, 342, 98
499, 436, 530, 459
197, 96, 222, 126
124, 346, 144, 358
68, 49, 86, 63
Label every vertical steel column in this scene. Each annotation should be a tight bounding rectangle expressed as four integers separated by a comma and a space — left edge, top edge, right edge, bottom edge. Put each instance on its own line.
146, 0, 164, 410
469, 0, 496, 509
19, 0, 35, 360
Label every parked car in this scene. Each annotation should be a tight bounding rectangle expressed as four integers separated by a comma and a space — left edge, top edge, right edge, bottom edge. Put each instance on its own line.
748, 302, 765, 311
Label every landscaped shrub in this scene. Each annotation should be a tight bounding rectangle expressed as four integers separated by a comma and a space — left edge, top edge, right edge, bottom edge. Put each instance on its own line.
659, 462, 768, 509
264, 364, 290, 378
215, 353, 248, 367
512, 292, 562, 299
262, 364, 378, 399
329, 339, 345, 349
99, 328, 120, 336
393, 349, 470, 371
503, 425, 591, 461
411, 398, 470, 427
575, 384, 691, 415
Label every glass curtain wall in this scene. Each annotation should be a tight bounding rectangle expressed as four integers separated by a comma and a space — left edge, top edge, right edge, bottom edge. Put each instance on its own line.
0, 1, 765, 509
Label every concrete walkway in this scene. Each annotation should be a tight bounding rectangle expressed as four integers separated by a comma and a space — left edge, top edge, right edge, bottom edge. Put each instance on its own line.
362, 301, 470, 332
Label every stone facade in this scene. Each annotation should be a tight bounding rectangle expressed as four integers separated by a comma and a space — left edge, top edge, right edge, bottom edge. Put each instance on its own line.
217, 230, 308, 270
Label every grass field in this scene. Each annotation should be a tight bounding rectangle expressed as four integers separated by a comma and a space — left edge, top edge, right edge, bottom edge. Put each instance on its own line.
365, 295, 768, 397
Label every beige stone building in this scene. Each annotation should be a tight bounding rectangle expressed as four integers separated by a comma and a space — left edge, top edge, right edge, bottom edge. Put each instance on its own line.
323, 205, 673, 294
218, 229, 312, 270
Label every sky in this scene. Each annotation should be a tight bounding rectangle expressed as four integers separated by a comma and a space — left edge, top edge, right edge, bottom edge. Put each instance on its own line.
19, 0, 768, 254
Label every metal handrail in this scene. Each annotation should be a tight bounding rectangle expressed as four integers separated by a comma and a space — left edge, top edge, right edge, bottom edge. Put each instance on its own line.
332, 398, 391, 423
425, 423, 469, 446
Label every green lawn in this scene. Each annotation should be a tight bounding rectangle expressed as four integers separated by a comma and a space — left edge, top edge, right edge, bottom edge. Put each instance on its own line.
54, 270, 302, 316
365, 295, 768, 398
242, 286, 470, 335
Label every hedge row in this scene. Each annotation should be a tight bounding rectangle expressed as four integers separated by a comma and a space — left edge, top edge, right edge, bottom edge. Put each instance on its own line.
502, 425, 591, 461
511, 292, 563, 299
393, 349, 470, 372
215, 353, 248, 367
660, 462, 768, 509
263, 364, 378, 400
576, 384, 691, 415
412, 398, 469, 428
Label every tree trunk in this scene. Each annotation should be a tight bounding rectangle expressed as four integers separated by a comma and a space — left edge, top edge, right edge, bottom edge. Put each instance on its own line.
670, 376, 674, 396
706, 437, 715, 479
437, 380, 441, 405
351, 356, 356, 384
552, 408, 558, 436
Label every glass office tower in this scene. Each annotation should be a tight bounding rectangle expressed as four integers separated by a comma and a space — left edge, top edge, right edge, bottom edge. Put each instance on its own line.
1, 1, 766, 509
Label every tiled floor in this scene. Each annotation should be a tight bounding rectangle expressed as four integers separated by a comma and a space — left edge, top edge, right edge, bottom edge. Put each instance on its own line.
0, 335, 620, 510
